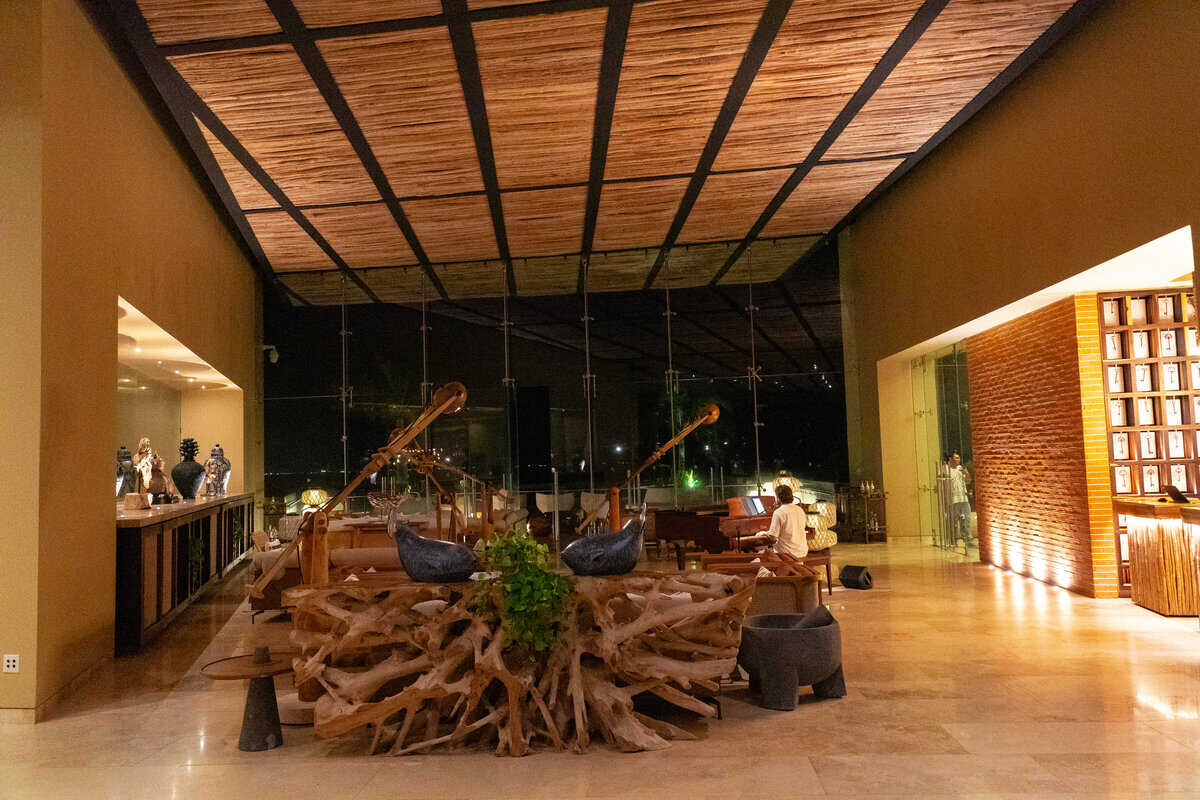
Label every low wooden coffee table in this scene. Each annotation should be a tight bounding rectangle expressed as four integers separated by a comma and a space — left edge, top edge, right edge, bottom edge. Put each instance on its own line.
201, 648, 297, 751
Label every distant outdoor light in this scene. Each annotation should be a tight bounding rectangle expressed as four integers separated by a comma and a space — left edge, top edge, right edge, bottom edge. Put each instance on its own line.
301, 488, 329, 507
614, 444, 623, 453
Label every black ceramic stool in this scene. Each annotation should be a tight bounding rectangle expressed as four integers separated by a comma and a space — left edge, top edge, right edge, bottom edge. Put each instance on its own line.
738, 607, 846, 711
201, 647, 296, 751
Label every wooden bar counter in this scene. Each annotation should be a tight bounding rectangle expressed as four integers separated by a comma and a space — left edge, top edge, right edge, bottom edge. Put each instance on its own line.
1113, 497, 1200, 617
115, 493, 255, 655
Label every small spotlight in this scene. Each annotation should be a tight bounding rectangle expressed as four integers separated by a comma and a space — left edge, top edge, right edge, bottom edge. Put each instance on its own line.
139, 386, 147, 390
134, 347, 142, 353
187, 377, 195, 383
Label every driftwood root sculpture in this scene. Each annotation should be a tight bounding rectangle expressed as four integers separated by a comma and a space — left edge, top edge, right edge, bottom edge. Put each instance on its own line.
285, 572, 751, 756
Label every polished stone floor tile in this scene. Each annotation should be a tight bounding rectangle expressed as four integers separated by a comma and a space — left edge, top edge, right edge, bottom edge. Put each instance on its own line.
941, 721, 1193, 754
5, 540, 1200, 798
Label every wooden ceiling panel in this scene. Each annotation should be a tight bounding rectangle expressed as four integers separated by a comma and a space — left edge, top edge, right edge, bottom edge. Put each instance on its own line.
474, 10, 605, 189
320, 30, 484, 196
403, 195, 499, 262
196, 118, 278, 210
714, 0, 922, 172
280, 271, 373, 304
169, 46, 378, 206
248, 211, 335, 271
138, 0, 280, 45
292, 0, 442, 28
716, 237, 820, 285
437, 261, 510, 299
761, 159, 903, 236
650, 244, 735, 289
360, 266, 428, 303
677, 169, 790, 244
514, 256, 583, 297
605, 0, 766, 181
825, 0, 1077, 159
593, 178, 689, 252
306, 205, 417, 267
467, 1, 542, 8
503, 187, 588, 258
587, 250, 656, 293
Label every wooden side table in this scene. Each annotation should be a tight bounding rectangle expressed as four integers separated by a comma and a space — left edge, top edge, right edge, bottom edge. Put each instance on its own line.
201, 647, 297, 751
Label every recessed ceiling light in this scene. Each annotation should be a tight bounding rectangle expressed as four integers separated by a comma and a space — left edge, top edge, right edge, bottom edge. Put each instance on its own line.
174, 370, 180, 374
200, 385, 206, 390
187, 377, 195, 383
134, 347, 142, 353
156, 360, 162, 365
139, 386, 147, 390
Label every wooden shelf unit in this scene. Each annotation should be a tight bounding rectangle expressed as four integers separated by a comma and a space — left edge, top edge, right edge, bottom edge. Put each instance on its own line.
1099, 289, 1200, 596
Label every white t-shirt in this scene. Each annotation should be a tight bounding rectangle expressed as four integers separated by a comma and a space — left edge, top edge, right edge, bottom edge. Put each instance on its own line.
767, 502, 809, 559
949, 465, 969, 504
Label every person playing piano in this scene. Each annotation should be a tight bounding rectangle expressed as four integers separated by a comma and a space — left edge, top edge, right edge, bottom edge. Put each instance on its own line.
759, 484, 815, 577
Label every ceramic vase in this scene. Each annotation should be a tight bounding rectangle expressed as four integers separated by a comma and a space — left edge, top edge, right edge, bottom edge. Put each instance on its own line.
172, 437, 205, 499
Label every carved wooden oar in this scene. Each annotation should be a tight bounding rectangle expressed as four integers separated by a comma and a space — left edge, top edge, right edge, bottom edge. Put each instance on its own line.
249, 382, 467, 598
575, 403, 719, 534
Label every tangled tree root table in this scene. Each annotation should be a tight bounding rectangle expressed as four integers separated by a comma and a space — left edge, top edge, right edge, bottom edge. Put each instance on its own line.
284, 571, 753, 756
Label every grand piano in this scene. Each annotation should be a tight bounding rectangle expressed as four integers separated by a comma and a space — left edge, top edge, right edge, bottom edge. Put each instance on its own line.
718, 495, 778, 548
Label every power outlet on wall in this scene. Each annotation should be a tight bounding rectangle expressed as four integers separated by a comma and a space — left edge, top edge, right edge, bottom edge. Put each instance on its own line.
2, 654, 18, 673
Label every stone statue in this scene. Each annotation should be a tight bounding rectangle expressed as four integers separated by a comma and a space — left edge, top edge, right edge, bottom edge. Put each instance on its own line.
116, 445, 137, 498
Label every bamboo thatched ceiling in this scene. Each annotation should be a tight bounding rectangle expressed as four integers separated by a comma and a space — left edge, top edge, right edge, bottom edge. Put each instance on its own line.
108, 0, 1090, 306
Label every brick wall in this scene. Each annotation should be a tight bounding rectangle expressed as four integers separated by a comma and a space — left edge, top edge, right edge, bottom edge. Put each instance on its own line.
968, 297, 1105, 596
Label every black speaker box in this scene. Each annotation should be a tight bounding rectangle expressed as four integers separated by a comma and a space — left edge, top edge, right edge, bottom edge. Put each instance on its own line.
838, 565, 873, 590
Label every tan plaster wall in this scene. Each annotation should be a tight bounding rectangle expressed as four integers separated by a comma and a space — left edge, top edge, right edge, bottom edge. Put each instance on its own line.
15, 0, 264, 712
840, 0, 1200, 501
0, 0, 44, 711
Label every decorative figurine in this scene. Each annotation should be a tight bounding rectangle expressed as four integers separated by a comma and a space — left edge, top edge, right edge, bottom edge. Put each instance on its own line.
389, 512, 479, 583
171, 437, 205, 500
561, 504, 646, 576
116, 445, 137, 498
147, 453, 171, 503
134, 436, 154, 494
203, 443, 231, 495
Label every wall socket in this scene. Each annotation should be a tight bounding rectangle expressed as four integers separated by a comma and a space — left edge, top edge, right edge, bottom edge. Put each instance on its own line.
2, 654, 18, 673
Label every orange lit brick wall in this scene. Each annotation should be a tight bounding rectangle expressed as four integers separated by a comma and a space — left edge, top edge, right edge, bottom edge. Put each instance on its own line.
968, 296, 1112, 596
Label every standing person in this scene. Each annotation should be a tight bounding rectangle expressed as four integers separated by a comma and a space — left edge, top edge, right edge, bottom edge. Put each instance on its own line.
946, 452, 972, 549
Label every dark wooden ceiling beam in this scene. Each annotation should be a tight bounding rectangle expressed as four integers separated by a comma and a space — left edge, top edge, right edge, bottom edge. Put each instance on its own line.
442, 0, 516, 295
639, 0, 794, 290
578, 0, 632, 293
706, 0, 951, 286
828, 0, 1103, 238
110, 0, 381, 302
157, 0, 660, 57
265, 0, 447, 299
108, 0, 307, 305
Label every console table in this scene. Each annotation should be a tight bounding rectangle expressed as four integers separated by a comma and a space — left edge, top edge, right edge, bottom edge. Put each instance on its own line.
115, 492, 255, 654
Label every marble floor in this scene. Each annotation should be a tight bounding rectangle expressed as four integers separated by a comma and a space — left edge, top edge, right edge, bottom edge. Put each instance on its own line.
3, 539, 1200, 798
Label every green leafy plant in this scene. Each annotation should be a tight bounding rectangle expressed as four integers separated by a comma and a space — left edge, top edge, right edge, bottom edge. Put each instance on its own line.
471, 529, 572, 655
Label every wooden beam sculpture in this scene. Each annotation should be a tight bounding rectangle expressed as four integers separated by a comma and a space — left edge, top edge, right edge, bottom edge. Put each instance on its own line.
250, 381, 467, 598
577, 403, 720, 534
285, 570, 752, 756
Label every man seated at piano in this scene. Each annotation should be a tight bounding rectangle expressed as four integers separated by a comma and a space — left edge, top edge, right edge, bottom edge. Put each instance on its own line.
755, 484, 818, 578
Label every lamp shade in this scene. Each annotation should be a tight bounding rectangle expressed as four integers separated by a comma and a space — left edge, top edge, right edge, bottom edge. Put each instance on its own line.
301, 488, 329, 507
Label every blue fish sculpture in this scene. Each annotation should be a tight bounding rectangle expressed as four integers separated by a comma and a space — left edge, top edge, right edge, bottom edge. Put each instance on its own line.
389, 510, 480, 583
561, 503, 646, 576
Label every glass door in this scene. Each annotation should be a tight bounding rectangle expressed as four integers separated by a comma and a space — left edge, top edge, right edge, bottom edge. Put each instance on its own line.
912, 343, 976, 557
